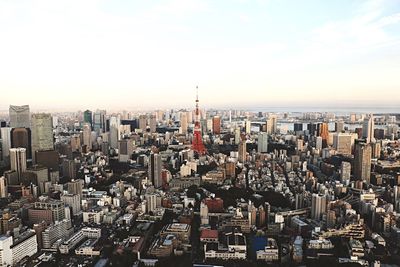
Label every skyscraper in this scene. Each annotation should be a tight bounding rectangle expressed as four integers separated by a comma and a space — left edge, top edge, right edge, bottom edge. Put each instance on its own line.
93, 110, 106, 133
180, 112, 188, 134
333, 133, 353, 155
362, 114, 374, 144
9, 105, 30, 128
238, 138, 247, 163
257, 132, 268, 153
9, 148, 27, 183
354, 142, 372, 183
0, 176, 7, 198
83, 110, 92, 128
149, 153, 162, 188
11, 128, 31, 159
266, 115, 277, 134
31, 113, 53, 163
149, 115, 157, 133
319, 122, 329, 148
340, 161, 351, 184
82, 123, 92, 150
138, 115, 147, 132
109, 116, 120, 149
0, 127, 11, 163
212, 116, 221, 135
311, 194, 327, 220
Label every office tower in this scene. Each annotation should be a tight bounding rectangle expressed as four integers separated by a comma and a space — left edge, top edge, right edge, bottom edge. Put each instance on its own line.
34, 199, 66, 222
118, 139, 134, 162
212, 116, 221, 135
11, 128, 31, 159
257, 132, 268, 153
145, 194, 157, 213
307, 123, 318, 136
371, 141, 382, 159
0, 127, 11, 162
139, 115, 147, 132
35, 150, 59, 171
149, 115, 157, 133
294, 123, 303, 132
333, 133, 353, 155
354, 143, 372, 183
340, 161, 351, 183
0, 176, 6, 198
234, 127, 241, 145
67, 180, 83, 197
82, 123, 92, 150
180, 112, 188, 134
93, 110, 106, 133
245, 120, 251, 134
362, 114, 374, 143
319, 122, 329, 148
149, 153, 162, 188
9, 105, 30, 128
238, 139, 247, 163
266, 115, 277, 134
9, 148, 27, 182
61, 194, 81, 216
192, 87, 206, 154
316, 136, 323, 151
311, 194, 327, 220
62, 159, 76, 180
83, 110, 92, 128
109, 116, 120, 149
335, 121, 344, 132
70, 134, 81, 151
41, 219, 73, 249
31, 113, 53, 163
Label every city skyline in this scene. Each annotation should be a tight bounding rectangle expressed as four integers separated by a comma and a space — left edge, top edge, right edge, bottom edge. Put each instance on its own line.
1, 0, 400, 110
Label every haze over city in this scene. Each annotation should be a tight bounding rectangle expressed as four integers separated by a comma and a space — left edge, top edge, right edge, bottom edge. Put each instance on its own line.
1, 0, 400, 110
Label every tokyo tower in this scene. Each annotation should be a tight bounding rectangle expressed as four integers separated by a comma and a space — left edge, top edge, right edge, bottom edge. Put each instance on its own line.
192, 86, 206, 155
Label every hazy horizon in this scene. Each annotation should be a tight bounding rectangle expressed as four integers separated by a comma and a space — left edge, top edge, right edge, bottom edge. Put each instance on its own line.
1, 0, 400, 109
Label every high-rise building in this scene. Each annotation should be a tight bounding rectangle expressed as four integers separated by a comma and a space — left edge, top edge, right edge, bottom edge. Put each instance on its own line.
294, 123, 303, 132
82, 123, 92, 150
0, 128, 11, 163
139, 115, 147, 132
83, 110, 92, 128
257, 133, 268, 153
9, 105, 30, 128
318, 122, 329, 148
9, 148, 27, 183
149, 115, 157, 133
335, 121, 344, 132
0, 176, 6, 198
34, 198, 66, 223
31, 113, 53, 163
118, 139, 134, 162
354, 143, 372, 183
109, 116, 120, 149
93, 110, 106, 133
362, 114, 374, 143
145, 194, 157, 213
266, 115, 277, 134
333, 133, 353, 155
212, 116, 221, 135
245, 120, 251, 134
340, 161, 351, 183
149, 153, 162, 188
11, 128, 31, 159
67, 179, 84, 197
311, 194, 327, 220
61, 194, 81, 216
41, 219, 73, 249
180, 112, 188, 134
238, 139, 247, 163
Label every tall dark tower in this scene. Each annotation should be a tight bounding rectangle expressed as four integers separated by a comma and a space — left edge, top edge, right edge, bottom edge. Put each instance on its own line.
192, 86, 206, 155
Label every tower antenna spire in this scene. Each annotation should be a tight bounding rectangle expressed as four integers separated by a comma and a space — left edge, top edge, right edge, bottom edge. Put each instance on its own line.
192, 85, 206, 155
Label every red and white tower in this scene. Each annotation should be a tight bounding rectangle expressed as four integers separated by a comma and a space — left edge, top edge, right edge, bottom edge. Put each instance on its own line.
192, 86, 206, 155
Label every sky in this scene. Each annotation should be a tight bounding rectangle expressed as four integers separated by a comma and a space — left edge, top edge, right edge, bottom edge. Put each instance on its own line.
0, 0, 400, 111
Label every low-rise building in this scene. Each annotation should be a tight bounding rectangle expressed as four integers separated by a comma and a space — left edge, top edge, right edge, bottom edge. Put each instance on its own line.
256, 238, 279, 262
